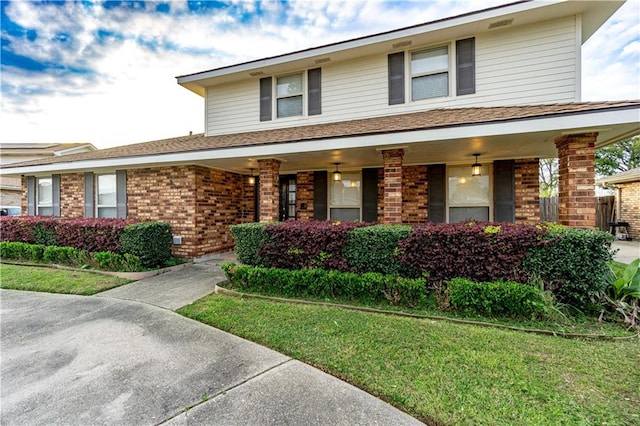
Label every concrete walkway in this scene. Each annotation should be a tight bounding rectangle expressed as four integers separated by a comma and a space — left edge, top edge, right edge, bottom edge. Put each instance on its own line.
612, 240, 640, 264
1, 259, 423, 425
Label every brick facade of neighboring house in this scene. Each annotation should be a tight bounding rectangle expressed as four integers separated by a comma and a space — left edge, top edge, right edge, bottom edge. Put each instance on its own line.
598, 167, 640, 241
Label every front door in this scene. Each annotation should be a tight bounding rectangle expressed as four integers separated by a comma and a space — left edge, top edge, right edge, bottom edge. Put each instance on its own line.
279, 175, 297, 221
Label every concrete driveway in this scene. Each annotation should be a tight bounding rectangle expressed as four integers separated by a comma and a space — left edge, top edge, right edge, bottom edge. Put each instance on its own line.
0, 289, 423, 425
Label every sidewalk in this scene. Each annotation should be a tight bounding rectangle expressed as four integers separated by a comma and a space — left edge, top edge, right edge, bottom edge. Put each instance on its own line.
611, 240, 640, 264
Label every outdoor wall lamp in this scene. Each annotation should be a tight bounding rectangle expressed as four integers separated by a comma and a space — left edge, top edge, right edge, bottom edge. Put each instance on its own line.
248, 168, 256, 185
471, 153, 482, 177
333, 163, 342, 182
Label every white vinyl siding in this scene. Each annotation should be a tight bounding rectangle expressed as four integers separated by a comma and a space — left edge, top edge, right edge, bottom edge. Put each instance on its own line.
205, 15, 577, 136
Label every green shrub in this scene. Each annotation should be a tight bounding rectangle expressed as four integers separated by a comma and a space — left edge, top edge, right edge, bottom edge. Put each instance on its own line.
33, 222, 57, 246
222, 263, 427, 307
1, 241, 45, 261
447, 278, 549, 318
343, 224, 414, 275
524, 227, 614, 312
120, 222, 172, 268
229, 222, 272, 266
43, 246, 90, 267
92, 251, 142, 272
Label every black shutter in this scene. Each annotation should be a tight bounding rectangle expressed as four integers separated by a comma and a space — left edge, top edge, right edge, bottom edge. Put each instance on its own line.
52, 174, 61, 216
388, 52, 405, 105
428, 164, 446, 223
362, 168, 380, 223
493, 160, 515, 223
84, 172, 94, 218
259, 77, 272, 121
313, 170, 328, 220
116, 170, 127, 219
308, 68, 321, 116
456, 38, 475, 95
26, 176, 36, 216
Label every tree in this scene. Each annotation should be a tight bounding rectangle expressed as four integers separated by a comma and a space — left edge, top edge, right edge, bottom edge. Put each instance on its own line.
539, 158, 558, 197
595, 136, 640, 177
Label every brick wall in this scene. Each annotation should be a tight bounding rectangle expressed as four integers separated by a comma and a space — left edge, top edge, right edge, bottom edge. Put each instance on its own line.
258, 159, 280, 222
382, 149, 404, 224
619, 181, 640, 240
514, 159, 540, 223
296, 171, 314, 220
402, 165, 428, 223
555, 133, 597, 228
60, 173, 85, 218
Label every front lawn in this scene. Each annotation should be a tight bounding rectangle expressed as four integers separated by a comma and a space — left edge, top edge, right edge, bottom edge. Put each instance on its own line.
0, 264, 131, 295
178, 294, 640, 425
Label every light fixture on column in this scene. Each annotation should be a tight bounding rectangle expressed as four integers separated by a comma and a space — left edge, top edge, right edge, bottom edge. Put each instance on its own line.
333, 163, 342, 182
248, 168, 256, 185
471, 153, 482, 177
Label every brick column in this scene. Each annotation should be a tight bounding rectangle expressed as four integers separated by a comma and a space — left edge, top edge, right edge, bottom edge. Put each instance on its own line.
382, 149, 404, 224
514, 159, 540, 223
258, 158, 280, 222
555, 133, 597, 228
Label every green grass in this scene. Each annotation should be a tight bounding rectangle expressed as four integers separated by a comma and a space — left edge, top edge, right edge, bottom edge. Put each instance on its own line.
178, 294, 640, 425
0, 264, 132, 295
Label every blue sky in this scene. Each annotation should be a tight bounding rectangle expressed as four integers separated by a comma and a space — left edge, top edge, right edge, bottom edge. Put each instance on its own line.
1, 0, 639, 149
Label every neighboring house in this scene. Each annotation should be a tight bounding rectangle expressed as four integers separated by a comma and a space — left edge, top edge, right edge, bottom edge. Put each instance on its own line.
0, 143, 96, 209
2, 0, 639, 259
597, 168, 640, 241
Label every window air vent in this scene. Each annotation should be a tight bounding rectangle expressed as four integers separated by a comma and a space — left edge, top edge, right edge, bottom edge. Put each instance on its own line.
392, 40, 412, 49
488, 18, 514, 29
314, 57, 331, 64
249, 71, 265, 77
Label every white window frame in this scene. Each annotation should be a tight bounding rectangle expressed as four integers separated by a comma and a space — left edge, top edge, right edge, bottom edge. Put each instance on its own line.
95, 173, 117, 218
328, 170, 362, 221
275, 72, 305, 119
36, 177, 53, 216
410, 44, 451, 101
446, 164, 493, 223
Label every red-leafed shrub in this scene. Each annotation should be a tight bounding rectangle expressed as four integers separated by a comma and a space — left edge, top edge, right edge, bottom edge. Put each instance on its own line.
0, 216, 137, 253
399, 221, 547, 285
257, 220, 370, 270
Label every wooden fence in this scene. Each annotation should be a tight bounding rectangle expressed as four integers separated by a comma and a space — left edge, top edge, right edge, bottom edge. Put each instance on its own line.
539, 196, 615, 232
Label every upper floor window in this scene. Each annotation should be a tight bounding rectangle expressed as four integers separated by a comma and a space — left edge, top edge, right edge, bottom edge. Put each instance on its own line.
37, 177, 53, 216
388, 37, 475, 105
260, 68, 321, 121
276, 74, 303, 118
96, 174, 117, 218
411, 46, 449, 100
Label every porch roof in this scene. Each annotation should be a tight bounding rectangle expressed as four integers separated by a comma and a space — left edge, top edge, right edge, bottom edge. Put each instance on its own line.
3, 101, 639, 176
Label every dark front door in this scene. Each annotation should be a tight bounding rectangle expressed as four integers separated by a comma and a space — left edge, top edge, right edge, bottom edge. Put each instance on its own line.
279, 175, 297, 221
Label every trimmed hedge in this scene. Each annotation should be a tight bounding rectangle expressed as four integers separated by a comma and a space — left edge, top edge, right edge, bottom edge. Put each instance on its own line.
343, 224, 413, 275
120, 222, 173, 268
257, 221, 368, 270
447, 278, 549, 318
221, 262, 427, 307
0, 217, 136, 253
0, 241, 45, 261
524, 227, 614, 312
229, 222, 272, 266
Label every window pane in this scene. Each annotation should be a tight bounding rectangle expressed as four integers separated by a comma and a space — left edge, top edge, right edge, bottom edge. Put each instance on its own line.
97, 207, 118, 218
412, 47, 448, 75
330, 172, 361, 207
412, 73, 448, 100
448, 167, 489, 205
330, 208, 360, 221
277, 96, 303, 117
97, 174, 117, 206
37, 178, 52, 206
449, 207, 489, 223
37, 207, 53, 216
277, 74, 302, 97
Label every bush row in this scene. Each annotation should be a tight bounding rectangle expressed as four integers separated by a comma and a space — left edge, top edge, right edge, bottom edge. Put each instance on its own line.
221, 262, 427, 307
0, 217, 173, 267
230, 221, 614, 311
0, 241, 142, 272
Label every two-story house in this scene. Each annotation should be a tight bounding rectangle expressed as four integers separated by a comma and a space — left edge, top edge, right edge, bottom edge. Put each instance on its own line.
2, 0, 639, 259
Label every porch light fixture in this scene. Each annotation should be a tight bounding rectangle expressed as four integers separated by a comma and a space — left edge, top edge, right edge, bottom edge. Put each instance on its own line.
333, 163, 342, 182
248, 168, 256, 186
471, 153, 482, 177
